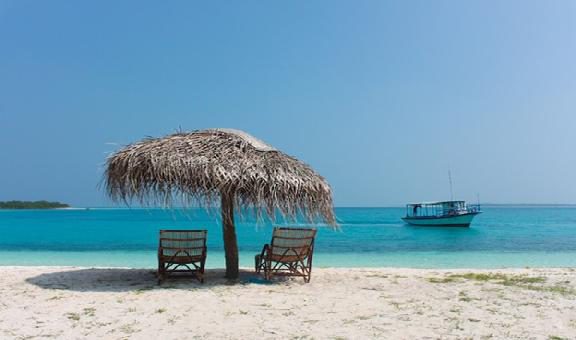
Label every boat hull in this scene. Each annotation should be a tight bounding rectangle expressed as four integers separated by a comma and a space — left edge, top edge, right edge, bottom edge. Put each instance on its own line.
402, 212, 481, 227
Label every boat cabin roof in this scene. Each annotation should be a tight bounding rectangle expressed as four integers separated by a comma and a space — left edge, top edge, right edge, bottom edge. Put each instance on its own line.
406, 200, 465, 207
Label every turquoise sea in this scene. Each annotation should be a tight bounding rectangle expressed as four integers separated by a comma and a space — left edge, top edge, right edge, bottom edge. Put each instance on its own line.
1, 207, 575, 269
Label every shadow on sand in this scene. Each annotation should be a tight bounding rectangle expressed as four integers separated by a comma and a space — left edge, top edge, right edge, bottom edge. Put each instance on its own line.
25, 268, 281, 292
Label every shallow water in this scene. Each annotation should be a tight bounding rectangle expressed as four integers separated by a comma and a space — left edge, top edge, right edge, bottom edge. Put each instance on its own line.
1, 207, 575, 268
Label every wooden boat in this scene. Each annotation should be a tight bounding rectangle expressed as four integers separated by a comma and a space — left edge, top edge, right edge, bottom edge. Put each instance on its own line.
402, 201, 481, 227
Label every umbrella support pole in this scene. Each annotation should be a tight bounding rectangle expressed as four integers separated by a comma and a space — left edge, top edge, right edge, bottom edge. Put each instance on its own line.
221, 192, 239, 279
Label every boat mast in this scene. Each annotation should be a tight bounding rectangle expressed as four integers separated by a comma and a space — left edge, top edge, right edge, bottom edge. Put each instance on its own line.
448, 170, 454, 201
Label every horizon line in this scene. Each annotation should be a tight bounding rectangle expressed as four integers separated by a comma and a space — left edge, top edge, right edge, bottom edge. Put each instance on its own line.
59, 203, 576, 209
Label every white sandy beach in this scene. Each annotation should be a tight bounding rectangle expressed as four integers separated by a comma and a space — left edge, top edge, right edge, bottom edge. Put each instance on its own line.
0, 267, 574, 339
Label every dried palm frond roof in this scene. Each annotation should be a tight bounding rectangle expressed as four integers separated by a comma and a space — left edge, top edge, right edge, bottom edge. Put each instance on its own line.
105, 129, 336, 225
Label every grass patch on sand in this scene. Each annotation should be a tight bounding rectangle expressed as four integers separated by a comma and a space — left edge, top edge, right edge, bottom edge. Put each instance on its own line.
65, 312, 80, 321
428, 272, 576, 296
133, 286, 154, 295
118, 323, 139, 334
458, 291, 480, 302
428, 277, 456, 283
82, 308, 96, 317
356, 314, 375, 321
47, 295, 64, 301
366, 274, 389, 278
530, 284, 576, 296
450, 273, 545, 285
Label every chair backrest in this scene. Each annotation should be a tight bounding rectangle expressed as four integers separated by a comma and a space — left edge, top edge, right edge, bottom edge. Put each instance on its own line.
159, 230, 207, 257
270, 227, 317, 258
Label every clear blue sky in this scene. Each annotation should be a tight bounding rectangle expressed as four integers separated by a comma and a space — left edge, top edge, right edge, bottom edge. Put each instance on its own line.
1, 0, 575, 207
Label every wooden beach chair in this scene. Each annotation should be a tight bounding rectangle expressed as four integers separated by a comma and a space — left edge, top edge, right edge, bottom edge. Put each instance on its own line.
255, 227, 317, 283
158, 230, 207, 284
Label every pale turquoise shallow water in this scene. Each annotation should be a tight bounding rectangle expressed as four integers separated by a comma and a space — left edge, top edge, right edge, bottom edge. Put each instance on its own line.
1, 207, 575, 268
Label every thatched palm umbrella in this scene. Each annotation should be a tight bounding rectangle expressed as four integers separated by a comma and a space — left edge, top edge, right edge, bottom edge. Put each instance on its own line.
104, 128, 336, 279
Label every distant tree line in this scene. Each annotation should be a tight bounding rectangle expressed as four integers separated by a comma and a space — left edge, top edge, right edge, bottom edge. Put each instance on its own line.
0, 200, 70, 209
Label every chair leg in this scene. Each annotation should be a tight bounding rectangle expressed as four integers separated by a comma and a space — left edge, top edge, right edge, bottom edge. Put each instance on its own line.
158, 261, 166, 285
264, 260, 272, 280
306, 264, 312, 283
255, 255, 262, 273
196, 271, 204, 284
158, 261, 165, 285
305, 255, 313, 283
198, 260, 205, 284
